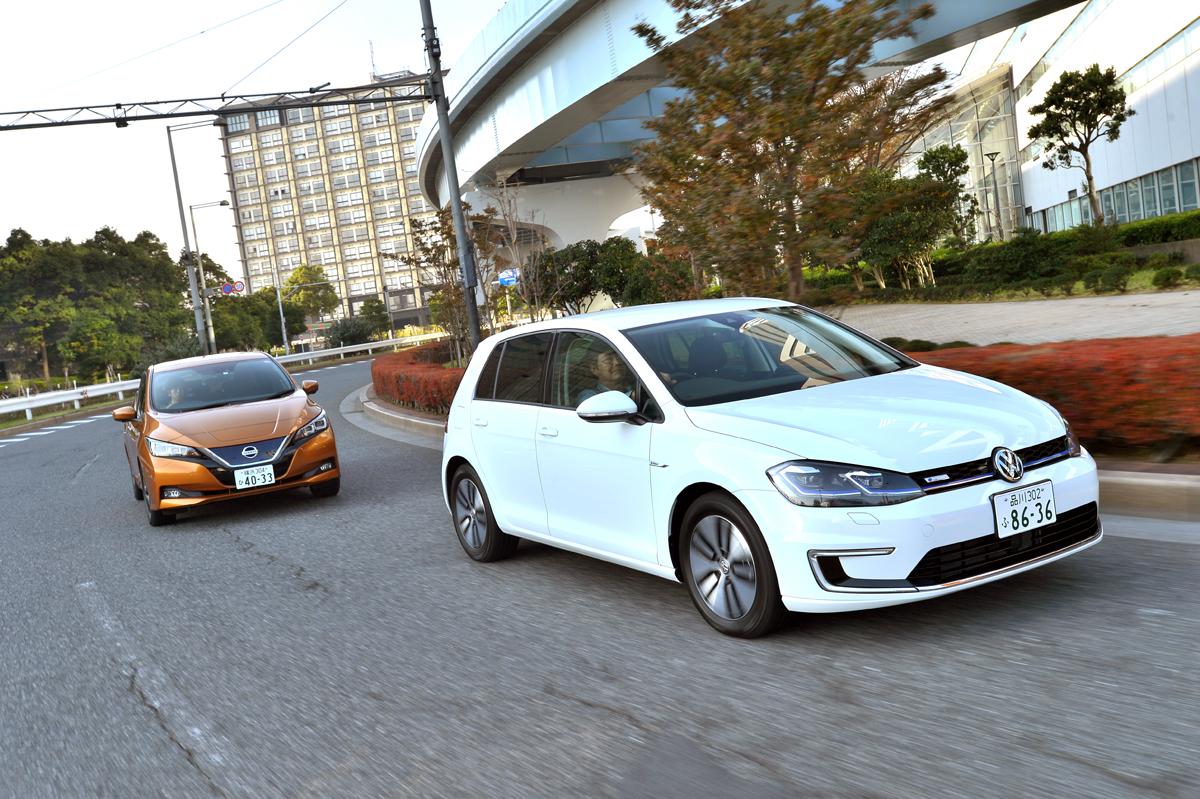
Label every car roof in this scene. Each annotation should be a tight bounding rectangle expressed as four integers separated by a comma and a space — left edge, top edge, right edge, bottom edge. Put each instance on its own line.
152, 351, 275, 373
487, 297, 793, 343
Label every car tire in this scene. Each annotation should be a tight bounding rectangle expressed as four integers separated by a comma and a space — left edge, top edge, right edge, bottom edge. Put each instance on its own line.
132, 476, 144, 502
141, 469, 175, 527
450, 465, 518, 562
679, 492, 785, 638
311, 477, 340, 498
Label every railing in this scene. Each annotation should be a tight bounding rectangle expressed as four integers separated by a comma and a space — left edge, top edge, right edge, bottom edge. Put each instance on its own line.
0, 333, 446, 422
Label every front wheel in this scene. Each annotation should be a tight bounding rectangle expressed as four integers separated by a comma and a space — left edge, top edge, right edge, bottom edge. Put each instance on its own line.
311, 477, 340, 498
451, 465, 518, 562
679, 492, 784, 638
142, 469, 175, 527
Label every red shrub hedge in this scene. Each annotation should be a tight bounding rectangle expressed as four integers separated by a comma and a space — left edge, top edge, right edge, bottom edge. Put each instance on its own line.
371, 342, 465, 414
915, 334, 1200, 448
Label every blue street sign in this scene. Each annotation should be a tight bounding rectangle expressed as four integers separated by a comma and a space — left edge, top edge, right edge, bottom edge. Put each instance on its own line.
498, 269, 519, 286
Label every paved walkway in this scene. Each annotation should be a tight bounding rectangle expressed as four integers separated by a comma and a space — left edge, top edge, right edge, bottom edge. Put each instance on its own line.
829, 289, 1200, 345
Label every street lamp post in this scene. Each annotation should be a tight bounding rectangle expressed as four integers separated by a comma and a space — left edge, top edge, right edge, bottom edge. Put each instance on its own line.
188, 199, 230, 354
985, 151, 1004, 241
166, 122, 210, 354
271, 261, 291, 356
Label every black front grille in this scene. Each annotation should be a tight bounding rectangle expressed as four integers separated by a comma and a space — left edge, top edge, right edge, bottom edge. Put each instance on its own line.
913, 436, 1070, 493
907, 501, 1099, 587
208, 435, 289, 468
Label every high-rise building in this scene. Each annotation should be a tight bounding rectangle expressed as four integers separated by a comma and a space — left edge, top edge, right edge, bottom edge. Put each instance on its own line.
217, 72, 436, 334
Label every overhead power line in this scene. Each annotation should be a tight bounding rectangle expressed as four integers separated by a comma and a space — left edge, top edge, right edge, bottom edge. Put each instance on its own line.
224, 0, 355, 95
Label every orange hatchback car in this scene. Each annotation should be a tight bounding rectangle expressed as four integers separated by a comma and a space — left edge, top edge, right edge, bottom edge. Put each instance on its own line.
112, 352, 340, 526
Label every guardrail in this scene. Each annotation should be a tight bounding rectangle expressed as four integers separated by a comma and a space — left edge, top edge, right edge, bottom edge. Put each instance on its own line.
0, 333, 447, 422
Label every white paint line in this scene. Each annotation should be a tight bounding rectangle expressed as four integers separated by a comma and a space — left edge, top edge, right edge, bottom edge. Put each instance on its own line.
76, 581, 262, 796
1, 438, 29, 443
24, 431, 56, 436
42, 426, 76, 431
66, 418, 96, 424
89, 414, 112, 419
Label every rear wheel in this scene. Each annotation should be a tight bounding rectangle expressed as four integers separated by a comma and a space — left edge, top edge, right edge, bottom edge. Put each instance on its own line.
451, 465, 518, 562
141, 469, 175, 527
679, 492, 784, 638
311, 477, 340, 498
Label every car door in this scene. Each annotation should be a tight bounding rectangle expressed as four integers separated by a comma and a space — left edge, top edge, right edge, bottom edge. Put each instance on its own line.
534, 331, 657, 563
125, 372, 148, 483
468, 332, 554, 537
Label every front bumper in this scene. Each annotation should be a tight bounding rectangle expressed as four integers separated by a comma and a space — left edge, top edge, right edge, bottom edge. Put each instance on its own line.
735, 452, 1101, 613
142, 428, 339, 512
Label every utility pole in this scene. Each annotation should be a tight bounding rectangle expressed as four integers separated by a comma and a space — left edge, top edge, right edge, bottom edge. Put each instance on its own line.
167, 125, 208, 354
271, 261, 291, 356
419, 0, 481, 349
189, 199, 228, 354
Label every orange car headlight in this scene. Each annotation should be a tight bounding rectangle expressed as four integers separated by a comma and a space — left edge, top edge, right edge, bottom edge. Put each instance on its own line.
292, 411, 328, 444
146, 437, 201, 458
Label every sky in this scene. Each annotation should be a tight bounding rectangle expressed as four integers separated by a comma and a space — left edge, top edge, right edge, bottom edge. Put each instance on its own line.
0, 0, 507, 283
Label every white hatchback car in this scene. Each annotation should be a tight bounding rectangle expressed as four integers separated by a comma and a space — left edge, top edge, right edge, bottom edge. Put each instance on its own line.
441, 298, 1101, 637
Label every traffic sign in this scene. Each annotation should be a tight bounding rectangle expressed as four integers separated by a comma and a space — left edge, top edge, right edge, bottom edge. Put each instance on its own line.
233, 280, 245, 292
498, 268, 519, 287
221, 283, 235, 295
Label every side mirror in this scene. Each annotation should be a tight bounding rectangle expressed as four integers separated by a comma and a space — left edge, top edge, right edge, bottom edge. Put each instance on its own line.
301, 380, 319, 395
577, 390, 638, 423
112, 406, 137, 422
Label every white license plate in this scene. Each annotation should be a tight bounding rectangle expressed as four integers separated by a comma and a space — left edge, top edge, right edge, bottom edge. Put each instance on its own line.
992, 479, 1056, 538
234, 464, 276, 490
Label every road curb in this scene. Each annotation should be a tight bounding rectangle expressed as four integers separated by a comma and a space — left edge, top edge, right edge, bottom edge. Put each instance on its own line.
355, 386, 1197, 523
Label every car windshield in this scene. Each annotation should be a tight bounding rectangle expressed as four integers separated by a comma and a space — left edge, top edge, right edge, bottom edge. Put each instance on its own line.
150, 359, 296, 413
623, 306, 916, 406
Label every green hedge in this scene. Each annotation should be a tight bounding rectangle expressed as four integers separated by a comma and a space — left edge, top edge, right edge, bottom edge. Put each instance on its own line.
1115, 209, 1200, 246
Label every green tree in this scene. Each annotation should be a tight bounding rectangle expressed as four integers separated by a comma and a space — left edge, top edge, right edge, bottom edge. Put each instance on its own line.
245, 290, 306, 348
283, 264, 340, 319
326, 316, 376, 347
358, 296, 390, 337
210, 295, 267, 351
634, 0, 945, 298
1027, 64, 1134, 225
56, 309, 141, 379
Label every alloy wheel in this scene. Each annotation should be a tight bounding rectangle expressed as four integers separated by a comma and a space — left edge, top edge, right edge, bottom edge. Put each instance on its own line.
688, 514, 758, 620
454, 478, 488, 550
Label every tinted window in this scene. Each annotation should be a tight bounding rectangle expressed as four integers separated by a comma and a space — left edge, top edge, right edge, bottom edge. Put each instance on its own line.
624, 306, 915, 407
474, 345, 502, 399
493, 333, 553, 403
151, 358, 296, 413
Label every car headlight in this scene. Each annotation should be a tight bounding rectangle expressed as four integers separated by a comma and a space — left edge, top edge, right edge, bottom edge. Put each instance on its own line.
1041, 401, 1082, 457
767, 461, 924, 507
146, 437, 200, 458
292, 411, 328, 443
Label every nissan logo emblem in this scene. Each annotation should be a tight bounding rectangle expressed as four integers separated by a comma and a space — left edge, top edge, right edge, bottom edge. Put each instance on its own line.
242, 446, 259, 460
992, 447, 1024, 483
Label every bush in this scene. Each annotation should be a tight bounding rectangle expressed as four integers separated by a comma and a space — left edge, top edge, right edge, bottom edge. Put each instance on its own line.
1056, 272, 1077, 295
1152, 267, 1183, 289
371, 341, 464, 414
1115, 209, 1200, 246
1030, 277, 1057, 297
1100, 265, 1131, 293
1186, 264, 1200, 282
1082, 269, 1105, 292
916, 334, 1200, 449
1068, 251, 1137, 280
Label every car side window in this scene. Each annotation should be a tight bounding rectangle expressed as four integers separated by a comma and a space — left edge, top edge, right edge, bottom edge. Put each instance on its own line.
136, 374, 148, 418
548, 332, 661, 420
474, 345, 502, 400
493, 333, 553, 404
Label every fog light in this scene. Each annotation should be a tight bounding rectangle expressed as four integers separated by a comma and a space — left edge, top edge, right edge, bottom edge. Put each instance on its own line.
318, 461, 334, 472
162, 487, 183, 499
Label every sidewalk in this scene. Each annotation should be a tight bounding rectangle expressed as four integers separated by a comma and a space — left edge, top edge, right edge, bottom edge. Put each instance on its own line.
831, 290, 1200, 345
358, 387, 1198, 523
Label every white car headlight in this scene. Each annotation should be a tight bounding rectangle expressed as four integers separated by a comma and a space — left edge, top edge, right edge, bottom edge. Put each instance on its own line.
146, 437, 200, 458
1040, 401, 1082, 457
767, 461, 925, 508
293, 411, 328, 443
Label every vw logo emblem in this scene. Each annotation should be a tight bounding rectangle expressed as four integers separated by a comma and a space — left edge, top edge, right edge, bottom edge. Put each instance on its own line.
241, 446, 259, 460
992, 447, 1024, 483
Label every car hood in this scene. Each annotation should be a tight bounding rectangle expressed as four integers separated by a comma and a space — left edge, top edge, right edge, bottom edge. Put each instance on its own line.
684, 365, 1063, 472
149, 394, 315, 447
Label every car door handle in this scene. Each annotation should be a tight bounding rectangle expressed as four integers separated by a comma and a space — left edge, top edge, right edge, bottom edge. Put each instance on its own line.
473, 418, 488, 427
538, 425, 558, 438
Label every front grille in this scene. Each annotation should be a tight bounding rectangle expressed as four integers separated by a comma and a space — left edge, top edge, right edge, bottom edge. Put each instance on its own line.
208, 435, 289, 468
907, 502, 1099, 587
912, 436, 1070, 494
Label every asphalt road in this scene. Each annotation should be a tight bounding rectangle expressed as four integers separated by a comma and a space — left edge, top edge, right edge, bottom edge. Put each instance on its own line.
1, 359, 1197, 798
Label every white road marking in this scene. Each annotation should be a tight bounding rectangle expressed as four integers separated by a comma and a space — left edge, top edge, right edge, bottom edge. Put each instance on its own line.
1, 438, 29, 443
24, 431, 56, 436
76, 581, 260, 796
66, 419, 96, 424
89, 414, 112, 419
42, 426, 76, 431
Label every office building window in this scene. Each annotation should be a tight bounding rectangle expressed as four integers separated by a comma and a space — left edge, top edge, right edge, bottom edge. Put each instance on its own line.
237, 189, 261, 205
363, 130, 392, 147
1141, 175, 1159, 218
323, 118, 353, 135
273, 220, 297, 235
341, 226, 370, 242
409, 197, 427, 213
258, 129, 283, 147
276, 236, 299, 253
247, 258, 270, 275
244, 224, 267, 240
368, 167, 397, 184
335, 190, 364, 208
267, 186, 291, 199
377, 220, 405, 237
246, 243, 270, 257
360, 110, 389, 128
375, 202, 405, 219
398, 127, 417, 141
323, 265, 339, 281
332, 173, 361, 189
343, 243, 373, 260
348, 278, 377, 295
1113, 184, 1128, 223
265, 166, 289, 184
365, 149, 394, 166
379, 237, 408, 255
226, 114, 249, 132
256, 109, 281, 127
301, 197, 328, 213
261, 149, 286, 165
286, 107, 315, 124
303, 214, 331, 230
270, 202, 294, 218
298, 178, 325, 195
372, 185, 400, 202
337, 208, 368, 225
231, 154, 255, 171
239, 207, 264, 223
1179, 162, 1199, 211
279, 254, 302, 269
401, 145, 416, 159
294, 161, 320, 177
403, 163, 418, 178
322, 104, 351, 118
290, 124, 317, 141
329, 154, 359, 172
405, 180, 421, 196
311, 249, 336, 265
293, 143, 319, 160
234, 173, 259, 188
306, 231, 333, 247
327, 137, 356, 154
